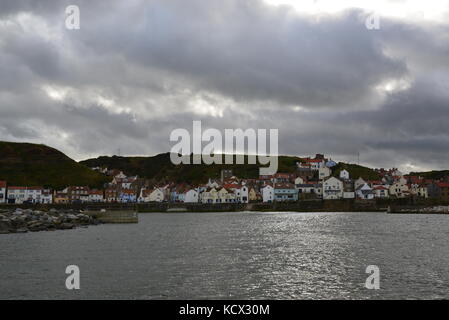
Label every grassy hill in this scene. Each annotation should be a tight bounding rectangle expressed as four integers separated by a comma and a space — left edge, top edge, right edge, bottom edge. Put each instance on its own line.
0, 141, 110, 189
0, 140, 384, 188
81, 154, 303, 184
409, 170, 449, 180
81, 154, 381, 184
332, 162, 381, 181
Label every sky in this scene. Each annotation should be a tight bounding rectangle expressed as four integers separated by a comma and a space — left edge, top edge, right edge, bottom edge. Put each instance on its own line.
1, 0, 449, 172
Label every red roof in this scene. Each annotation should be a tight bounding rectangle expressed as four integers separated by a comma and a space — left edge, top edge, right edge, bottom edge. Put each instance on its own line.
223, 183, 240, 189
0, 181, 6, 188
274, 173, 291, 178
274, 183, 295, 189
307, 159, 324, 163
89, 190, 103, 195
8, 186, 27, 190
438, 182, 449, 188
121, 189, 136, 195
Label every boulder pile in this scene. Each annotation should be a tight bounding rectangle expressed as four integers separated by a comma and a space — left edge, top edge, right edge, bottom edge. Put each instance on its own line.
0, 208, 101, 234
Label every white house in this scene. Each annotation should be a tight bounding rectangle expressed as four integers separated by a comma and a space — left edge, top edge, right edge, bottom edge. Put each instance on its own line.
184, 189, 199, 203
114, 171, 127, 179
139, 188, 165, 202
40, 189, 53, 204
262, 185, 274, 203
373, 186, 389, 198
218, 188, 236, 203
206, 179, 220, 189
356, 183, 375, 200
354, 177, 367, 190
25, 187, 43, 203
0, 181, 6, 204
7, 187, 27, 204
6, 187, 49, 204
339, 169, 350, 180
149, 188, 165, 202
318, 167, 331, 180
296, 183, 323, 198
322, 177, 343, 200
308, 159, 325, 170
409, 184, 428, 198
88, 190, 104, 202
201, 188, 219, 204
120, 176, 138, 189
389, 177, 409, 198
294, 177, 304, 186
235, 185, 249, 203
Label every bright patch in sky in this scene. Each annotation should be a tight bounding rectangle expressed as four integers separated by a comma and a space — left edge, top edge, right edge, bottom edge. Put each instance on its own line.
264, 0, 449, 22
42, 85, 68, 101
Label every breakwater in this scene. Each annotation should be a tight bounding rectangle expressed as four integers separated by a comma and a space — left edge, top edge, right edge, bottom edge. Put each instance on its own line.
87, 210, 139, 223
0, 207, 139, 234
388, 205, 449, 214
0, 208, 101, 234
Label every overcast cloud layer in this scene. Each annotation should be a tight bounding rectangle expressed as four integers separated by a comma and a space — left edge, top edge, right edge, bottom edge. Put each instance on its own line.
1, 0, 449, 172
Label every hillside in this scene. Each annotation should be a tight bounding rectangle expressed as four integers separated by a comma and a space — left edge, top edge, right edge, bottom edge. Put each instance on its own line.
332, 162, 381, 181
81, 154, 380, 184
409, 170, 449, 180
0, 140, 383, 188
81, 154, 303, 184
0, 141, 110, 189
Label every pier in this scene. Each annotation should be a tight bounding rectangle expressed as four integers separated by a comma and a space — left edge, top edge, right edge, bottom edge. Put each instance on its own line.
84, 210, 138, 223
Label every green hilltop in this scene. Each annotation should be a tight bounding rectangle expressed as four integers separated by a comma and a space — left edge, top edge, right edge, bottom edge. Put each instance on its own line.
0, 141, 110, 189
409, 170, 449, 180
81, 154, 381, 183
80, 154, 303, 184
332, 162, 381, 181
0, 140, 383, 187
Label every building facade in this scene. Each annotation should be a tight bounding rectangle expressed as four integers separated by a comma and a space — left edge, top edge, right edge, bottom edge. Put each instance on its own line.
0, 181, 6, 204
262, 185, 274, 203
322, 177, 343, 200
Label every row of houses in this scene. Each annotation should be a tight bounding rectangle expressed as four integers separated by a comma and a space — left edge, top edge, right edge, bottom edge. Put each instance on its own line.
3, 154, 449, 204
0, 183, 53, 204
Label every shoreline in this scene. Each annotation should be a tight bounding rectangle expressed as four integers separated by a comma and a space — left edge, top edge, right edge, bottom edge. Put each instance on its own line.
3, 199, 449, 213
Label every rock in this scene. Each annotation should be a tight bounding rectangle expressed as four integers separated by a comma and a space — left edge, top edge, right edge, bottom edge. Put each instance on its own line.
16, 228, 28, 233
58, 223, 75, 230
66, 214, 78, 220
52, 217, 62, 224
0, 220, 11, 233
27, 221, 41, 227
28, 221, 46, 232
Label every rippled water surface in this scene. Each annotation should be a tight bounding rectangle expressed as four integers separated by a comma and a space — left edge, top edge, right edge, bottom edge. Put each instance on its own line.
1, 211, 448, 299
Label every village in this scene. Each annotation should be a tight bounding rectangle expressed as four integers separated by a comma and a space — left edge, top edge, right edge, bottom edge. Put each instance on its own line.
1, 154, 449, 205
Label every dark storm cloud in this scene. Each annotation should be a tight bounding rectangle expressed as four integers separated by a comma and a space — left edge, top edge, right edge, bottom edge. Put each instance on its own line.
0, 0, 449, 171
75, 0, 407, 108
